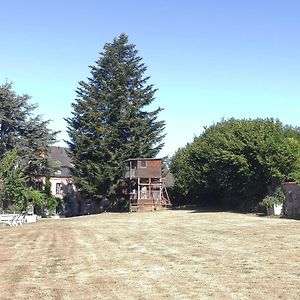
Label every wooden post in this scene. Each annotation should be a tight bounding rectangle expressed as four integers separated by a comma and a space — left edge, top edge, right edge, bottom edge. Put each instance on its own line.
137, 177, 141, 204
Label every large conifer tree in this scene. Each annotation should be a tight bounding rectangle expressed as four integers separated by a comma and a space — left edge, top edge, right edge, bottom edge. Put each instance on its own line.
66, 34, 165, 203
0, 82, 57, 185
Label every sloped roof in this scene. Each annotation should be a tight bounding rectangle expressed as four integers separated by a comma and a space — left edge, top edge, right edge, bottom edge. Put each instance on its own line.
49, 146, 73, 177
126, 158, 162, 161
49, 146, 72, 167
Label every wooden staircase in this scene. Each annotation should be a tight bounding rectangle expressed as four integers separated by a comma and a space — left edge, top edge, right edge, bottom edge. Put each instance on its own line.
129, 181, 172, 212
161, 181, 172, 208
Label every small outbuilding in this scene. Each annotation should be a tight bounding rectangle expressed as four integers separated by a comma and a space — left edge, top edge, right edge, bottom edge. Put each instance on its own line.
125, 158, 172, 212
282, 182, 300, 218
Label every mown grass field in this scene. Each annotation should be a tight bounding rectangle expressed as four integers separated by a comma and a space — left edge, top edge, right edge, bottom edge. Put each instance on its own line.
0, 210, 299, 300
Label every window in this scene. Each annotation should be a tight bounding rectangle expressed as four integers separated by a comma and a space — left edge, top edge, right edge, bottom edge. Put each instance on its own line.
140, 160, 147, 168
56, 183, 62, 195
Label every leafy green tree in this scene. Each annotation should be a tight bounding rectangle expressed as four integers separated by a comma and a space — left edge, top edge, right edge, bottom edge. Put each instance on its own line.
66, 34, 165, 204
0, 150, 28, 211
0, 150, 58, 214
0, 82, 58, 184
171, 118, 300, 210
22, 188, 46, 215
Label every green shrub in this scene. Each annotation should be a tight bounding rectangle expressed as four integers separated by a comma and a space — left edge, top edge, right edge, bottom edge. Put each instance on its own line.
46, 196, 62, 215
260, 188, 284, 209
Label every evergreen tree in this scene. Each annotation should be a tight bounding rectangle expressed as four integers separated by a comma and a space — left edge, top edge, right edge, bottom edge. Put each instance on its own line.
0, 82, 58, 184
66, 34, 165, 203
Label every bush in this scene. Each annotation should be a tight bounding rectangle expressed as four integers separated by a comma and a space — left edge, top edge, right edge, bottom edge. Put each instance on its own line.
107, 198, 129, 212
23, 189, 46, 215
46, 196, 62, 215
260, 188, 285, 209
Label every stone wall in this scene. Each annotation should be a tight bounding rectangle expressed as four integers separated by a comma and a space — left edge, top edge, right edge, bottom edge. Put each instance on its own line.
282, 182, 300, 218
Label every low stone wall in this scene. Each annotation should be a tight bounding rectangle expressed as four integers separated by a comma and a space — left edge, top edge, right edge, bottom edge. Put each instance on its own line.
282, 182, 300, 218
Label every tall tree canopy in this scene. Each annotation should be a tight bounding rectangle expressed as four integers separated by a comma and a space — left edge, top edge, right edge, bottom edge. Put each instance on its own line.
66, 34, 165, 203
170, 118, 300, 210
0, 82, 57, 184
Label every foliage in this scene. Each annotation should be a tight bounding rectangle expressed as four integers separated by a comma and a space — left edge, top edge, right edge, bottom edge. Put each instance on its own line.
66, 34, 165, 204
42, 177, 61, 214
0, 150, 28, 211
107, 197, 129, 212
260, 188, 285, 209
44, 177, 52, 197
47, 196, 62, 215
15, 187, 60, 216
0, 82, 58, 183
170, 118, 300, 210
0, 150, 61, 214
22, 188, 46, 214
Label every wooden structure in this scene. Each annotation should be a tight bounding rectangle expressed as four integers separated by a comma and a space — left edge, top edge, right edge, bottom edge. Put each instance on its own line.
125, 158, 172, 212
282, 182, 300, 218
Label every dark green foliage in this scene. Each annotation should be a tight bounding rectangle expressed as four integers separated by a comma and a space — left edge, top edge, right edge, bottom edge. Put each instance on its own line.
66, 34, 165, 204
108, 197, 129, 212
0, 82, 58, 183
171, 118, 300, 210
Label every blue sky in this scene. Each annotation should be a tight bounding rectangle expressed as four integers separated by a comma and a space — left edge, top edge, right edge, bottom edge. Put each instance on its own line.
1, 0, 300, 157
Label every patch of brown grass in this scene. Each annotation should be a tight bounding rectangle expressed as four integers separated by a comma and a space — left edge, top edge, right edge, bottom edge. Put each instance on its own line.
0, 210, 299, 299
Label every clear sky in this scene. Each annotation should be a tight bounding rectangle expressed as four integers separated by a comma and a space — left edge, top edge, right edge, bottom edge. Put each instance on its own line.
1, 0, 300, 157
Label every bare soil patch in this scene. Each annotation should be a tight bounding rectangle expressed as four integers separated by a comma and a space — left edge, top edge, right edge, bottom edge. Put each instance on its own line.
0, 210, 299, 299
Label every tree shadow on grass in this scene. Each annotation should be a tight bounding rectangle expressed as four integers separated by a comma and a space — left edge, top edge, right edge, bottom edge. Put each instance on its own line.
172, 205, 230, 214
172, 205, 272, 216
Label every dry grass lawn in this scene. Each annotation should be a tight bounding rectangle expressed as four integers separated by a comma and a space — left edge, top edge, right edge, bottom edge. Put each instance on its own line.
0, 210, 299, 300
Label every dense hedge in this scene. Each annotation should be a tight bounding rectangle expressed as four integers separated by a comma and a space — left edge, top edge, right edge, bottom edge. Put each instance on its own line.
170, 118, 300, 210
